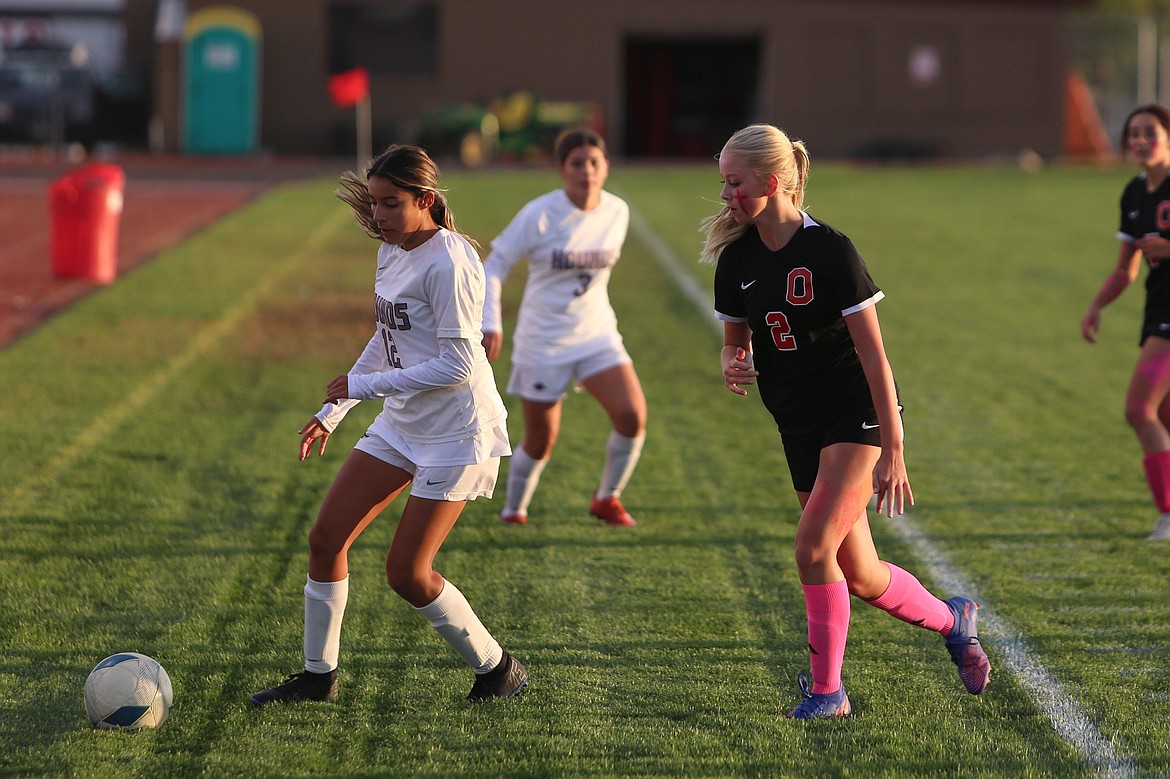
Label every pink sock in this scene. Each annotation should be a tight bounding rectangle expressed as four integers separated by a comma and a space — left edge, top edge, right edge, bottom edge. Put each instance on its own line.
867, 563, 953, 635
803, 581, 850, 694
1143, 451, 1170, 512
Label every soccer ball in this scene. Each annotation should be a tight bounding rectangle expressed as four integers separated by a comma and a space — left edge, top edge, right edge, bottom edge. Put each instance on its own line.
84, 652, 173, 730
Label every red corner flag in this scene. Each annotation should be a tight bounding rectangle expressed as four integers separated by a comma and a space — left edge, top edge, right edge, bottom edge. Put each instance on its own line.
328, 67, 369, 108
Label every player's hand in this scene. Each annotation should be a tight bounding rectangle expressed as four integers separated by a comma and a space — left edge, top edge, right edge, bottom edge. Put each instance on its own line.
482, 330, 503, 362
722, 347, 758, 396
323, 375, 349, 404
1081, 308, 1101, 344
1136, 233, 1170, 263
298, 417, 330, 461
873, 450, 914, 517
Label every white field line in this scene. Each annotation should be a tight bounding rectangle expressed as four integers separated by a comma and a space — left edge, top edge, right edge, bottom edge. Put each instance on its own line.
1, 207, 347, 519
625, 202, 1137, 779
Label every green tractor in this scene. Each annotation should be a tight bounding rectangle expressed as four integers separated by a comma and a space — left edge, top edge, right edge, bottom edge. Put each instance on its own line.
416, 90, 603, 167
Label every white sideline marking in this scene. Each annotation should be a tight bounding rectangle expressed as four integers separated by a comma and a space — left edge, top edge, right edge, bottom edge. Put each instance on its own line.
1, 208, 347, 518
625, 201, 1137, 778
886, 513, 1135, 778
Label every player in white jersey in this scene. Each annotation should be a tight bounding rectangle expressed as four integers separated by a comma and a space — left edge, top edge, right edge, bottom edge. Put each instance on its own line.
252, 145, 528, 706
482, 127, 647, 527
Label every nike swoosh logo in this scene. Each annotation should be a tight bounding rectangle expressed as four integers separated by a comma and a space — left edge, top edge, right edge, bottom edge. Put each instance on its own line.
861, 422, 880, 430
741, 280, 757, 289
425, 479, 443, 486
1129, 210, 1142, 219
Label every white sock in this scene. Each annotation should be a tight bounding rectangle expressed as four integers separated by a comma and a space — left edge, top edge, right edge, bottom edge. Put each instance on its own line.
504, 444, 548, 515
304, 575, 348, 673
595, 431, 645, 500
415, 579, 503, 674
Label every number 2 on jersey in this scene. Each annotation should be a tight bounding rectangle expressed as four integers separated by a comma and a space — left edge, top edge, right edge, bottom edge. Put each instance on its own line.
765, 311, 796, 351
764, 268, 813, 351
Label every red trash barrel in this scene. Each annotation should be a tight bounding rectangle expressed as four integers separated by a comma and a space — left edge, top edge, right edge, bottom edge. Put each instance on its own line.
49, 162, 125, 285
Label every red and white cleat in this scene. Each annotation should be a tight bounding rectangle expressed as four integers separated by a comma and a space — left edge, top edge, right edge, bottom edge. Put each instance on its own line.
590, 496, 637, 527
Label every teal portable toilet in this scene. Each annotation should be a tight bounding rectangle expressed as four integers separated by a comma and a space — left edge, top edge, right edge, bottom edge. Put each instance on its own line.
182, 6, 261, 154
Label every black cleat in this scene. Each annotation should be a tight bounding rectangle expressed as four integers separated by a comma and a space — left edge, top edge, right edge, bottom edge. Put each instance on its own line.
467, 652, 528, 702
251, 669, 338, 706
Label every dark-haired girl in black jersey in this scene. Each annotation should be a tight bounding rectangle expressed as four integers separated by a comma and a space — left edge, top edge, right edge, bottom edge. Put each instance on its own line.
1083, 103, 1170, 542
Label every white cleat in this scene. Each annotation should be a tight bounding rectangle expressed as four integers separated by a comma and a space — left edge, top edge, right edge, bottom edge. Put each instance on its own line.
1147, 515, 1170, 541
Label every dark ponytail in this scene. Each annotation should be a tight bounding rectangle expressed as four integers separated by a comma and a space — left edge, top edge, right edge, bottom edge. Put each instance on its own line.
335, 144, 479, 249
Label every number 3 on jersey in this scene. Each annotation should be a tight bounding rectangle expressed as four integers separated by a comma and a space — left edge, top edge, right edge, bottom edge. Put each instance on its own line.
573, 272, 592, 297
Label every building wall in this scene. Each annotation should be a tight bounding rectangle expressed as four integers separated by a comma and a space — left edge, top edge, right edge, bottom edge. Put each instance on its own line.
158, 0, 1076, 159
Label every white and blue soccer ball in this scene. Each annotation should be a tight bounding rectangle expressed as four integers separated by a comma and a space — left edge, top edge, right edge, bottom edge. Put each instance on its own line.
84, 652, 173, 730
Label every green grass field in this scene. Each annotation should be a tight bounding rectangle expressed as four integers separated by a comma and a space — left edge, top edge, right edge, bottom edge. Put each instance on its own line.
1, 159, 1166, 778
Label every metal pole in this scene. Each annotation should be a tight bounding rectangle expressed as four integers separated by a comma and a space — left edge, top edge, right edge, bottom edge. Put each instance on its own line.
356, 95, 372, 172
49, 61, 65, 151
1138, 13, 1158, 105
1161, 25, 1170, 107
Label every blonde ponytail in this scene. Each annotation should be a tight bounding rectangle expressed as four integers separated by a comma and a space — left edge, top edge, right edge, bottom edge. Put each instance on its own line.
699, 124, 811, 265
699, 208, 747, 265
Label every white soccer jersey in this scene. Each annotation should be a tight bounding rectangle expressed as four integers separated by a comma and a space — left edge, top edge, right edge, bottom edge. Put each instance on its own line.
483, 188, 629, 363
316, 229, 507, 446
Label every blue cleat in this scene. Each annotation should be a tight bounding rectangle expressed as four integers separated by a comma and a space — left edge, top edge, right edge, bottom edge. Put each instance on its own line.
786, 671, 851, 719
944, 596, 991, 694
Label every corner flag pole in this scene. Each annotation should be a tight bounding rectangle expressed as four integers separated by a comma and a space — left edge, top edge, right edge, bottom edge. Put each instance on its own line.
328, 67, 372, 171
355, 94, 372, 172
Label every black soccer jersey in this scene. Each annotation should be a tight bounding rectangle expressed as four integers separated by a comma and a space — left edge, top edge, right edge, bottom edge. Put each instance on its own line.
1119, 173, 1170, 337
713, 213, 884, 437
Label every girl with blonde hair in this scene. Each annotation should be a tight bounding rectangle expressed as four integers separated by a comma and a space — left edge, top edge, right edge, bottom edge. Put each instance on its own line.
705, 124, 989, 718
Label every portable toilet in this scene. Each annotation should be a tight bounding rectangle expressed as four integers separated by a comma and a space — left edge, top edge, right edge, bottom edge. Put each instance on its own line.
182, 6, 261, 154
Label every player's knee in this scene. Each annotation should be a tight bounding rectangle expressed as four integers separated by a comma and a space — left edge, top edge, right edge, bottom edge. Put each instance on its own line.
523, 435, 555, 460
307, 522, 345, 559
385, 565, 429, 604
793, 537, 835, 573
610, 407, 646, 437
1125, 402, 1156, 430
385, 567, 414, 599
